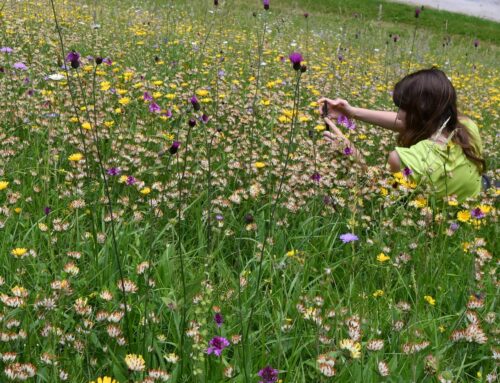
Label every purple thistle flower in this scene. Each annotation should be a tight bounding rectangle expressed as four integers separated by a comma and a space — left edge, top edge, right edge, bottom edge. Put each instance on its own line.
303, 12, 309, 18
162, 109, 173, 118
201, 114, 210, 124
340, 233, 358, 243
188, 118, 197, 128
311, 172, 321, 182
343, 147, 353, 156
66, 51, 81, 69
473, 39, 479, 48
103, 57, 112, 65
214, 313, 224, 327
190, 96, 201, 111
126, 176, 136, 185
149, 102, 161, 113
1, 47, 13, 54
214, 0, 219, 5
143, 92, 153, 101
415, 8, 421, 18
263, 0, 270, 11
338, 54, 344, 62
95, 56, 103, 65
403, 167, 413, 177
471, 207, 485, 219
44, 207, 52, 215
258, 366, 279, 383
449, 222, 459, 232
289, 52, 303, 71
107, 167, 121, 176
13, 62, 28, 70
206, 336, 230, 356
169, 141, 180, 155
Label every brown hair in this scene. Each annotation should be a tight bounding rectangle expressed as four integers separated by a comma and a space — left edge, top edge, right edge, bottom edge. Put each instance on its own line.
393, 68, 485, 172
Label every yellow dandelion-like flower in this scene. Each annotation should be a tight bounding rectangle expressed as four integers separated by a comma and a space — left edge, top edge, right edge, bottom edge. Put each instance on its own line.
196, 89, 209, 97
339, 339, 362, 359
153, 80, 163, 86
100, 81, 111, 91
376, 253, 390, 263
68, 153, 84, 162
254, 162, 266, 169
286, 249, 298, 257
69, 116, 79, 123
373, 289, 384, 297
0, 181, 9, 191
124, 354, 145, 372
314, 124, 325, 132
457, 210, 471, 222
89, 377, 118, 383
140, 187, 151, 195
14, 207, 22, 213
260, 99, 271, 106
81, 122, 92, 130
424, 295, 436, 306
104, 121, 115, 128
478, 205, 491, 214
118, 97, 130, 105
11, 248, 28, 257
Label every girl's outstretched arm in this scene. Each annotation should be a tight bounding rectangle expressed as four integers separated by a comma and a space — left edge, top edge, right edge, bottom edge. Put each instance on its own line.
318, 97, 405, 133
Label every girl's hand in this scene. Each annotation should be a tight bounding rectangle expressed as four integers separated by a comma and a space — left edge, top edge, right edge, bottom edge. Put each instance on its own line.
318, 97, 355, 119
323, 117, 347, 141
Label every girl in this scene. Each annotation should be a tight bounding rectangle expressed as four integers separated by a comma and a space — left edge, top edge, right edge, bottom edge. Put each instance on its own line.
318, 68, 485, 202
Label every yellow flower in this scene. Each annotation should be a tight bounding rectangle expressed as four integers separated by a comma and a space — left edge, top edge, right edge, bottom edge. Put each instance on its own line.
260, 99, 271, 106
69, 116, 79, 123
286, 249, 297, 257
153, 80, 163, 86
412, 196, 427, 208
373, 289, 384, 297
376, 253, 390, 263
196, 89, 209, 97
339, 339, 361, 359
14, 207, 22, 213
68, 153, 84, 162
11, 248, 28, 257
140, 187, 151, 195
254, 162, 266, 169
424, 295, 436, 306
478, 205, 491, 214
0, 181, 9, 191
81, 122, 92, 130
314, 124, 325, 132
457, 210, 470, 222
379, 187, 388, 196
100, 81, 111, 91
104, 121, 115, 128
118, 97, 130, 105
90, 376, 118, 383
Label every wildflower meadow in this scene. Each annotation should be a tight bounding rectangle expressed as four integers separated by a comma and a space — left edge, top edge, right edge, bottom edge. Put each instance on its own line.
0, 0, 498, 382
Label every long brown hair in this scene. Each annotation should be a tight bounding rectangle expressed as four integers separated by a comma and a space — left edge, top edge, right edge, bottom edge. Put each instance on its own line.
393, 68, 485, 172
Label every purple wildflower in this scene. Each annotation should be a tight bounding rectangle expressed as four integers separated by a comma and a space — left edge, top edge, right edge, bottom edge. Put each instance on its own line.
126, 176, 136, 185
201, 114, 210, 124
263, 0, 270, 11
303, 12, 309, 18
403, 167, 413, 177
215, 214, 224, 221
474, 39, 479, 48
95, 56, 103, 65
107, 167, 121, 176
258, 366, 279, 383
340, 233, 358, 243
149, 102, 161, 113
289, 52, 303, 71
169, 141, 180, 155
343, 147, 353, 156
44, 207, 52, 215
190, 96, 201, 111
337, 114, 355, 130
103, 57, 112, 65
188, 118, 197, 128
338, 54, 344, 62
214, 0, 219, 5
449, 222, 459, 232
415, 8, 421, 18
214, 313, 224, 327
1, 47, 13, 54
13, 62, 28, 70
206, 336, 230, 356
471, 207, 485, 219
143, 92, 153, 101
311, 172, 321, 182
66, 51, 81, 69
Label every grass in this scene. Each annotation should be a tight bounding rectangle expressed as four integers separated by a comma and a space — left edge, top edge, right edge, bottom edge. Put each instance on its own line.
269, 0, 500, 44
0, 0, 498, 382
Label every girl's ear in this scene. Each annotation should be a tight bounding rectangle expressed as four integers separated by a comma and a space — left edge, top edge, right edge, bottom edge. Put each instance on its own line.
387, 151, 401, 173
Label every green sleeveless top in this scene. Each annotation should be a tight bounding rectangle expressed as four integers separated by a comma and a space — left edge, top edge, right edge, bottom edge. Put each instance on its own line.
395, 118, 483, 202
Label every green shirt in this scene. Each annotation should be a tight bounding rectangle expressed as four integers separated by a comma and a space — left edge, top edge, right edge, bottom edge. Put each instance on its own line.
395, 118, 483, 202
